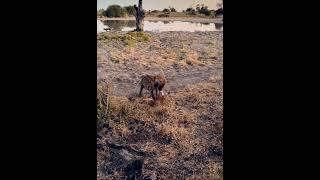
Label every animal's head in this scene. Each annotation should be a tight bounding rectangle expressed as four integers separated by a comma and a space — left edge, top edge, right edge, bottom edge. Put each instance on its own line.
154, 79, 160, 88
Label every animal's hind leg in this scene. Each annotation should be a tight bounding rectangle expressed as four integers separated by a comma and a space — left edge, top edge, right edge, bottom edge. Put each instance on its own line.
151, 90, 156, 100
155, 88, 159, 100
139, 85, 144, 96
154, 81, 160, 100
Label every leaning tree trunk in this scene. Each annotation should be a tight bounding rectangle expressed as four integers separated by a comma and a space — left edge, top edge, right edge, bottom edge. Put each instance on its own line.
134, 0, 144, 31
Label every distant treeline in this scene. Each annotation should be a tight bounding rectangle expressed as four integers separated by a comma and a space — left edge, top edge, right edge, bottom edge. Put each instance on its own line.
183, 4, 223, 16
97, 4, 223, 18
97, 5, 136, 18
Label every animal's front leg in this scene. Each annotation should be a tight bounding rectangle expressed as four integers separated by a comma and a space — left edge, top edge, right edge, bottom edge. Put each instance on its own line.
151, 90, 156, 100
155, 88, 159, 100
139, 85, 144, 96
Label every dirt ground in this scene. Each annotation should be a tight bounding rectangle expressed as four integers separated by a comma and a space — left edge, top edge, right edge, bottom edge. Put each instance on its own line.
97, 30, 223, 179
98, 31, 222, 96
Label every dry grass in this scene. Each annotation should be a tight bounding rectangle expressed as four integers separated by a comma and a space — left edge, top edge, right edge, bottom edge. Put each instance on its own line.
97, 31, 222, 69
97, 82, 223, 179
187, 160, 223, 180
97, 32, 150, 50
97, 80, 110, 129
185, 51, 199, 65
97, 29, 223, 179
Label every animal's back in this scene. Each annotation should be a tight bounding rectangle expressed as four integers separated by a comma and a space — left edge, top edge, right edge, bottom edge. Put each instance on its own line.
140, 75, 155, 90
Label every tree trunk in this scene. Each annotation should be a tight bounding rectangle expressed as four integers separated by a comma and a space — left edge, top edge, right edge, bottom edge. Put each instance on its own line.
134, 0, 144, 31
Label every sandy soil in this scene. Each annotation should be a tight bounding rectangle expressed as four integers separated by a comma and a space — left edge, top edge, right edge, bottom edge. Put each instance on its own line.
97, 30, 223, 179
98, 31, 222, 96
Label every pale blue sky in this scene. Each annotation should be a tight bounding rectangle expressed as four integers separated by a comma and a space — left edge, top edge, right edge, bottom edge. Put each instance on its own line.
97, 0, 221, 11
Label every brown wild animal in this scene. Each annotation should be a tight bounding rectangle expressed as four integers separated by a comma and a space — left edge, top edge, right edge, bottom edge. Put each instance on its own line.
139, 74, 166, 100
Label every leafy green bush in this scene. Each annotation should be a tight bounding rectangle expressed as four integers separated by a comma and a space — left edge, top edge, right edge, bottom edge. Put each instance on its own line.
124, 6, 136, 16
162, 8, 170, 12
170, 8, 176, 12
186, 8, 194, 12
199, 6, 210, 16
97, 9, 105, 16
105, 5, 127, 17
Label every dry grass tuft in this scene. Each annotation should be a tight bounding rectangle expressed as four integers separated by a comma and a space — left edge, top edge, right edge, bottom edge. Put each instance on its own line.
98, 82, 223, 179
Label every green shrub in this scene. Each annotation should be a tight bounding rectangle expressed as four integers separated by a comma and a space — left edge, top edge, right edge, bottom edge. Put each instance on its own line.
105, 5, 127, 17
97, 9, 105, 16
162, 8, 170, 12
124, 6, 136, 16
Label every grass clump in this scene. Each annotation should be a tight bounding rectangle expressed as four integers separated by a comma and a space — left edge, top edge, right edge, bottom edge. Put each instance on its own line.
122, 32, 150, 47
97, 80, 111, 129
127, 32, 150, 42
109, 96, 135, 121
97, 32, 110, 41
97, 32, 150, 48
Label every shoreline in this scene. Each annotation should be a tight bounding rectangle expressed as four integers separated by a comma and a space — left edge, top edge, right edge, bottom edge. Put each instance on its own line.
97, 16, 223, 23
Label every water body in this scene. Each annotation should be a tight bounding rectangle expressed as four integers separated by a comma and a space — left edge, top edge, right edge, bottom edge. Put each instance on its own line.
97, 20, 223, 32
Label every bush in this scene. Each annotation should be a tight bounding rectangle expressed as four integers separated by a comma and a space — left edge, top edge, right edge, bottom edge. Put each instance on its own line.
209, 10, 216, 17
105, 5, 127, 17
124, 6, 136, 16
185, 4, 214, 16
197, 5, 211, 16
216, 8, 223, 16
163, 8, 170, 12
97, 9, 105, 16
185, 8, 196, 15
170, 8, 176, 12
186, 8, 194, 12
